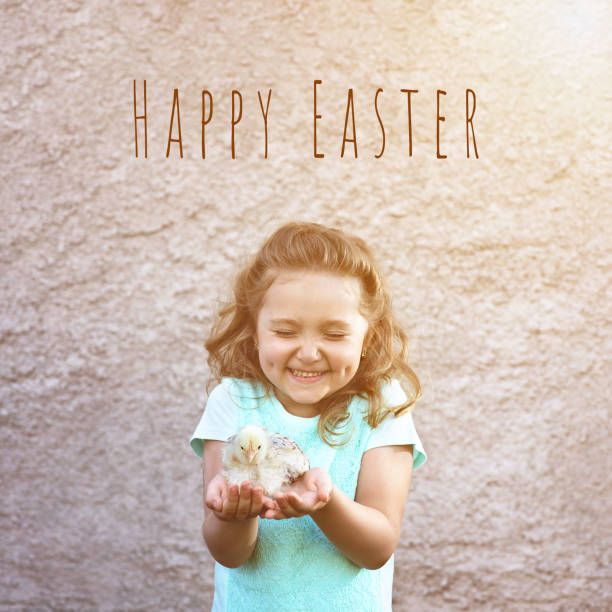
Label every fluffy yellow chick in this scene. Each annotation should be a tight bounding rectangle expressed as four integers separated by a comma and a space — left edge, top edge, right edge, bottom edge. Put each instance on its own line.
222, 425, 310, 496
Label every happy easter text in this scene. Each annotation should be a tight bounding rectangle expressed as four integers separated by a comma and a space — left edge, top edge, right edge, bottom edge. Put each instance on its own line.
132, 80, 479, 160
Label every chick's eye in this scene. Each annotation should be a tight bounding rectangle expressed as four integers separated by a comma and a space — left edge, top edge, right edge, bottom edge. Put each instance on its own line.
240, 445, 245, 451
257, 445, 261, 450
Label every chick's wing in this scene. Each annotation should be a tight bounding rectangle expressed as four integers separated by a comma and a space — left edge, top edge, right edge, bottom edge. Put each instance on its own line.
268, 434, 310, 482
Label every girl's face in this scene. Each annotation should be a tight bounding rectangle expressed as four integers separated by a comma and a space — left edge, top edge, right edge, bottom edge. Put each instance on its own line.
255, 270, 369, 418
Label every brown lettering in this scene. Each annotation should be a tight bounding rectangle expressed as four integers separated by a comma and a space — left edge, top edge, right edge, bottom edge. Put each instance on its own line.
466, 88, 478, 159
133, 80, 147, 158
201, 90, 213, 159
313, 80, 324, 158
401, 89, 418, 156
341, 88, 358, 158
374, 88, 385, 159
231, 90, 242, 159
258, 89, 272, 159
166, 88, 183, 158
436, 89, 446, 159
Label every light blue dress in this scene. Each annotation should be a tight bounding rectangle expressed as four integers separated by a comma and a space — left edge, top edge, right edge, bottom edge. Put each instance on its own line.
190, 377, 426, 612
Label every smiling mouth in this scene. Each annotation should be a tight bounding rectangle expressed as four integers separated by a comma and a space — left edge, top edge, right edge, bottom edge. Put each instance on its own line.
288, 368, 326, 378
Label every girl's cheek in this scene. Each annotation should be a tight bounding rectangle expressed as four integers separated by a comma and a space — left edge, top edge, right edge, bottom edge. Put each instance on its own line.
263, 340, 292, 359
270, 339, 291, 353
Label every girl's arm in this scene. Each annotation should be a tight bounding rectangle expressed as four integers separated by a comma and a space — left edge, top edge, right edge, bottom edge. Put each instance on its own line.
269, 444, 414, 570
201, 440, 271, 568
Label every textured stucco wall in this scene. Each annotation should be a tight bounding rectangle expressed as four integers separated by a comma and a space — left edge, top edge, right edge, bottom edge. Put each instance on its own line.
1, 1, 610, 610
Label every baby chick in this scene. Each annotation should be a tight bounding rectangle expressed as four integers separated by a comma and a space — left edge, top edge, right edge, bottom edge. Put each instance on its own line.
222, 425, 310, 496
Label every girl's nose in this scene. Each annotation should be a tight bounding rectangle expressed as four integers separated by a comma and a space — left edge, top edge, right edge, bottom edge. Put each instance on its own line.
297, 340, 320, 362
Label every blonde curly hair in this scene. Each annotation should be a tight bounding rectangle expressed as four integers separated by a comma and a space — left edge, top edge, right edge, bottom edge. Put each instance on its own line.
205, 221, 421, 446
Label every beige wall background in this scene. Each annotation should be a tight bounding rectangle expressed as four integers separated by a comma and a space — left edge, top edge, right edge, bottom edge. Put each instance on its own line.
2, 1, 610, 610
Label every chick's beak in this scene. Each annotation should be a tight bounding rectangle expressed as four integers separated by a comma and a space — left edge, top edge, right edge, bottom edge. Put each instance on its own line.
245, 442, 256, 464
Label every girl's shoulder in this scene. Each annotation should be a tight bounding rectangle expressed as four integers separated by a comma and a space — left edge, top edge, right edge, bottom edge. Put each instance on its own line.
380, 378, 409, 406
189, 378, 267, 458
349, 378, 409, 416
348, 378, 426, 469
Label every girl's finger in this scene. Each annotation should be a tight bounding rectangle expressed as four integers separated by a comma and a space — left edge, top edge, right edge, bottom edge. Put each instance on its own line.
276, 493, 302, 518
222, 485, 239, 517
273, 494, 290, 516
261, 507, 281, 519
261, 497, 276, 511
205, 477, 225, 509
260, 498, 280, 519
286, 492, 307, 513
249, 487, 264, 516
235, 482, 253, 520
207, 496, 224, 513
315, 485, 330, 504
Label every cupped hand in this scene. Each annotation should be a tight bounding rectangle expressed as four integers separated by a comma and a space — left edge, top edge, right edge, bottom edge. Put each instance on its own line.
261, 467, 333, 520
205, 474, 276, 521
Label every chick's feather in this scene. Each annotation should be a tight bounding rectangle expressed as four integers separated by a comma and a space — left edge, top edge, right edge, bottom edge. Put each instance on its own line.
222, 425, 310, 496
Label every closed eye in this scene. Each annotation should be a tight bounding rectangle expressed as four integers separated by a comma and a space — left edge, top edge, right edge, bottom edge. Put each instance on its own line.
273, 330, 296, 337
325, 332, 348, 340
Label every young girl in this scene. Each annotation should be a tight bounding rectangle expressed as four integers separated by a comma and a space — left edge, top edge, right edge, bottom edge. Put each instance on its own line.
190, 221, 426, 611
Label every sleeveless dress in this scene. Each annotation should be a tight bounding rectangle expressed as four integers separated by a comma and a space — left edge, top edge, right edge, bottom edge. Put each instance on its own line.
190, 377, 426, 612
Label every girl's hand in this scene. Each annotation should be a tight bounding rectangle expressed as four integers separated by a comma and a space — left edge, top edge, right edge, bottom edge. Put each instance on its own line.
261, 467, 333, 520
206, 474, 276, 521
